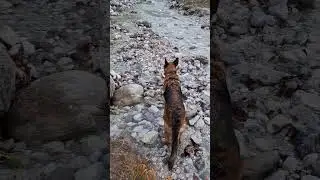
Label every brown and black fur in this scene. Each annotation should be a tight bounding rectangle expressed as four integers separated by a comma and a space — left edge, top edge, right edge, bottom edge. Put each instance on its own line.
212, 42, 243, 180
162, 58, 188, 170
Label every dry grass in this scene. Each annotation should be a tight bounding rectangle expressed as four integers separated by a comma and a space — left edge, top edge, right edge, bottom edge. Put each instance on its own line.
130, 164, 157, 180
182, 0, 210, 8
110, 137, 157, 180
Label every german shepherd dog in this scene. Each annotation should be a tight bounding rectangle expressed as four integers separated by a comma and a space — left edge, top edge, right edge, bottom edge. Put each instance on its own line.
162, 57, 188, 170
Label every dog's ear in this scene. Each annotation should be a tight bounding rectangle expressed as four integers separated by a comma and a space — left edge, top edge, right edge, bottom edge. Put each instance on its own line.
173, 57, 179, 67
164, 58, 169, 68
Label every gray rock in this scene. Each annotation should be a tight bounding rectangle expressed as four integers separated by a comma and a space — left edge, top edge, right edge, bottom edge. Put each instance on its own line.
133, 113, 143, 122
74, 162, 104, 180
268, 0, 288, 20
132, 125, 144, 132
0, 138, 15, 151
113, 84, 144, 106
44, 66, 58, 74
301, 175, 320, 180
110, 124, 122, 138
42, 163, 58, 177
80, 135, 105, 155
243, 151, 280, 179
144, 111, 155, 121
30, 152, 50, 162
43, 61, 55, 68
136, 20, 152, 28
89, 150, 102, 162
295, 31, 309, 45
68, 156, 90, 170
158, 117, 164, 126
279, 49, 307, 62
46, 167, 75, 180
0, 0, 12, 10
185, 108, 198, 122
289, 173, 300, 180
57, 57, 73, 67
53, 46, 66, 57
139, 120, 153, 129
294, 90, 320, 112
13, 142, 26, 152
194, 157, 205, 171
194, 118, 205, 129
140, 130, 158, 145
0, 43, 15, 117
262, 26, 283, 45
0, 169, 22, 179
297, 0, 316, 9
265, 170, 288, 180
250, 8, 269, 27
217, 2, 250, 28
0, 25, 20, 47
218, 39, 251, 65
254, 138, 273, 152
267, 114, 292, 134
282, 156, 301, 171
148, 105, 159, 114
228, 25, 248, 35
191, 132, 202, 145
7, 70, 107, 143
22, 40, 35, 56
303, 153, 318, 168
57, 57, 74, 71
234, 63, 289, 85
189, 115, 200, 126
203, 117, 210, 125
43, 141, 65, 154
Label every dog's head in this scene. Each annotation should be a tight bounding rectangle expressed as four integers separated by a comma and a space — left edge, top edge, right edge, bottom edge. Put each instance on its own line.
163, 57, 179, 76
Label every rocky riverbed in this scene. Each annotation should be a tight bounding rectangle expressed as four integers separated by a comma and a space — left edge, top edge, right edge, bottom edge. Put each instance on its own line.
110, 0, 320, 179
212, 0, 320, 180
110, 0, 210, 179
0, 0, 108, 179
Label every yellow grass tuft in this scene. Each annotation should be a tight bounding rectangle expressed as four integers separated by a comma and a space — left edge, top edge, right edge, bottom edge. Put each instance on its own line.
110, 137, 158, 180
130, 164, 157, 180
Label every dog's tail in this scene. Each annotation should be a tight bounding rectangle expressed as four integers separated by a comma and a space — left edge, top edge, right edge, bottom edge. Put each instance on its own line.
168, 112, 181, 170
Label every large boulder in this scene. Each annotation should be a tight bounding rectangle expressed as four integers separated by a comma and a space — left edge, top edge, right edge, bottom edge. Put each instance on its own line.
0, 25, 20, 48
7, 70, 107, 143
112, 84, 144, 107
0, 43, 16, 118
